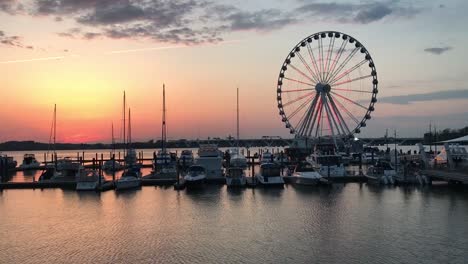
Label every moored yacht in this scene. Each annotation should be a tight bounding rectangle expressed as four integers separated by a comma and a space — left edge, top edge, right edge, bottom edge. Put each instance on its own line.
195, 144, 223, 178
116, 166, 141, 190
153, 150, 177, 178
259, 150, 274, 164
228, 149, 248, 169
225, 166, 247, 187
184, 165, 207, 186
366, 161, 396, 185
76, 170, 106, 191
102, 159, 123, 171
255, 163, 284, 186
179, 150, 194, 166
19, 154, 41, 169
307, 143, 346, 177
290, 162, 323, 186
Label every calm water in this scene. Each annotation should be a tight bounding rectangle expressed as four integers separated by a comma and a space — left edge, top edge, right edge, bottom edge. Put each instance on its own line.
1, 184, 468, 263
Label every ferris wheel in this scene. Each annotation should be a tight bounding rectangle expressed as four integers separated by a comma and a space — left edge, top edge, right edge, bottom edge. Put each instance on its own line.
277, 31, 378, 139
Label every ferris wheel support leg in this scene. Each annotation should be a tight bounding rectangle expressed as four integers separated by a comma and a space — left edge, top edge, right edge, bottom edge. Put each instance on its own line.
327, 93, 351, 135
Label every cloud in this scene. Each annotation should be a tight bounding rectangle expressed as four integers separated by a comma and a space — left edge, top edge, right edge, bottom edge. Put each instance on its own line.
424, 46, 452, 55
378, 89, 468, 105
0, 29, 33, 49
296, 1, 421, 24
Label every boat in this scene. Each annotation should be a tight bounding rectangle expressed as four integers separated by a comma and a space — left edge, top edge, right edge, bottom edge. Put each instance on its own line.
366, 161, 396, 185
103, 123, 123, 172
306, 143, 346, 177
116, 165, 142, 190
19, 154, 41, 169
152, 84, 177, 178
226, 166, 247, 187
179, 150, 194, 166
53, 158, 84, 180
184, 165, 207, 186
76, 170, 106, 191
255, 163, 284, 186
0, 155, 17, 169
273, 152, 288, 167
260, 150, 274, 164
195, 144, 223, 178
115, 93, 142, 190
290, 162, 323, 186
361, 146, 381, 165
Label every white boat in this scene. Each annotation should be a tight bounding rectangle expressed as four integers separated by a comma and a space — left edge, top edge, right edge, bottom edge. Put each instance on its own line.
307, 153, 346, 177
19, 154, 41, 169
366, 161, 396, 185
154, 150, 177, 177
76, 170, 106, 191
273, 152, 288, 166
226, 167, 247, 187
195, 144, 223, 178
53, 158, 84, 180
260, 150, 274, 164
228, 149, 248, 169
290, 162, 322, 185
179, 150, 194, 166
116, 166, 141, 190
184, 165, 206, 186
255, 163, 284, 186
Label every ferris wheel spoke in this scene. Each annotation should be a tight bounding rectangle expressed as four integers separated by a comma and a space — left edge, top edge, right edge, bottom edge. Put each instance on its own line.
331, 75, 372, 87
322, 94, 338, 137
296, 52, 320, 83
327, 93, 351, 134
332, 88, 373, 94
283, 77, 314, 87
327, 39, 348, 83
282, 92, 315, 107
306, 42, 322, 84
329, 93, 361, 124
296, 94, 319, 136
326, 47, 359, 83
330, 91, 368, 110
289, 64, 315, 84
324, 36, 336, 82
314, 101, 324, 137
318, 37, 325, 82
305, 96, 322, 137
329, 59, 367, 84
287, 93, 315, 121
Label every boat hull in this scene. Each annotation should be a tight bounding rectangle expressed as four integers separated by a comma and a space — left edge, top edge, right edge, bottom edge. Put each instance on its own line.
289, 176, 320, 186
255, 174, 284, 186
226, 177, 247, 187
115, 178, 141, 190
76, 181, 98, 191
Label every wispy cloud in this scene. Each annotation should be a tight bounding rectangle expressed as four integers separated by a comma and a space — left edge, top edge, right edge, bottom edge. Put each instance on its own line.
0, 30, 34, 49
0, 56, 65, 64
378, 89, 468, 104
424, 46, 453, 55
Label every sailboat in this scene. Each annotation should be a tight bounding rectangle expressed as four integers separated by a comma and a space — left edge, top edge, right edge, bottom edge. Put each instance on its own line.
102, 123, 123, 171
153, 84, 177, 178
116, 92, 142, 190
226, 87, 247, 187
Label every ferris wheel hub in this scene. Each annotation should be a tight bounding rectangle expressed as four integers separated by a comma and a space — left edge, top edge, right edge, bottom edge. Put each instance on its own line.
315, 83, 331, 93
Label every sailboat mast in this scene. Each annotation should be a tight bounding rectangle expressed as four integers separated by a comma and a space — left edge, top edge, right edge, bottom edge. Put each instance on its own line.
53, 104, 56, 153
128, 108, 132, 146
236, 87, 240, 149
111, 122, 115, 153
123, 91, 126, 156
162, 84, 166, 152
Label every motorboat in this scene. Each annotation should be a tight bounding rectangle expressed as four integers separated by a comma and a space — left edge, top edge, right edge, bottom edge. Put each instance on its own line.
366, 161, 396, 185
228, 149, 248, 169
153, 150, 177, 177
255, 163, 284, 186
307, 153, 346, 177
19, 154, 41, 169
115, 166, 141, 190
290, 162, 323, 186
76, 170, 106, 191
225, 166, 247, 187
195, 144, 223, 178
0, 154, 17, 169
179, 150, 194, 166
260, 150, 274, 164
184, 165, 207, 186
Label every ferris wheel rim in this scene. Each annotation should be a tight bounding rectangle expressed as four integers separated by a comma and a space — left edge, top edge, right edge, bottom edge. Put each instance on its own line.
276, 30, 378, 139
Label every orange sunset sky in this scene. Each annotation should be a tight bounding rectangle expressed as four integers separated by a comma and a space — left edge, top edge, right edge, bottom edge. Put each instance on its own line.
1, 0, 467, 143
